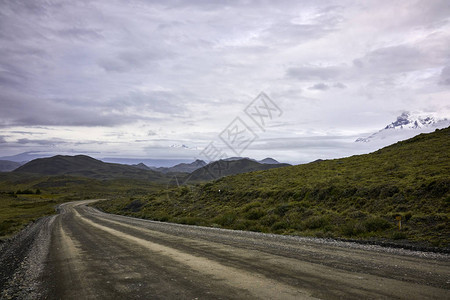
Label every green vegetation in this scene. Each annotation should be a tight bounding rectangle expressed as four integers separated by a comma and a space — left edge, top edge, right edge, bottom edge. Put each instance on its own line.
0, 192, 67, 239
0, 172, 166, 240
95, 128, 450, 248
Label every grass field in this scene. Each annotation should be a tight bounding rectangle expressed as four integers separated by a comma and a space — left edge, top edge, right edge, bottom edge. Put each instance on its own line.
0, 173, 166, 240
0, 192, 66, 239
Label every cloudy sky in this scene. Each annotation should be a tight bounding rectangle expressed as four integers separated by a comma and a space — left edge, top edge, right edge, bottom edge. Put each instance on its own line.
0, 0, 449, 165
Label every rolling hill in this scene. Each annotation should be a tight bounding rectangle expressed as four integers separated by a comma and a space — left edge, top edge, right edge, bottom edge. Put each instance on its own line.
96, 127, 450, 247
155, 159, 207, 174
13, 155, 165, 181
188, 158, 290, 181
259, 157, 281, 164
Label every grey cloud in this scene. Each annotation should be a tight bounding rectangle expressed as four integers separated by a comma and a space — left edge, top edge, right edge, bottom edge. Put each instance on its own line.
0, 0, 59, 16
263, 19, 340, 45
0, 71, 26, 87
10, 137, 105, 148
400, 0, 450, 29
360, 45, 424, 73
13, 112, 130, 127
250, 136, 357, 151
73, 140, 106, 146
98, 48, 173, 73
439, 66, 450, 85
0, 51, 41, 88
0, 1, 73, 42
355, 34, 450, 75
0, 136, 7, 144
1, 0, 449, 162
10, 131, 45, 135
56, 27, 103, 41
333, 82, 347, 89
17, 138, 63, 146
308, 83, 329, 91
260, 10, 344, 47
287, 66, 342, 80
0, 91, 144, 127
115, 90, 186, 115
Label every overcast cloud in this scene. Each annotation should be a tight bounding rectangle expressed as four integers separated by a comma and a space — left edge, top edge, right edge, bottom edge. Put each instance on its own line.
0, 0, 449, 164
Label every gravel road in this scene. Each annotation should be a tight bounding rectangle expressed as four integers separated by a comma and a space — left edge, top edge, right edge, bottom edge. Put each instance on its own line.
1, 199, 449, 299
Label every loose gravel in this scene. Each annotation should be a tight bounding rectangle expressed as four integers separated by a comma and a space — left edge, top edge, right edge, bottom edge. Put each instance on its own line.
0, 215, 56, 299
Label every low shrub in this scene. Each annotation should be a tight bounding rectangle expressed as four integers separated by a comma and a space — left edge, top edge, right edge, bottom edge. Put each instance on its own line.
213, 212, 237, 227
391, 231, 407, 240
363, 217, 391, 232
245, 208, 266, 220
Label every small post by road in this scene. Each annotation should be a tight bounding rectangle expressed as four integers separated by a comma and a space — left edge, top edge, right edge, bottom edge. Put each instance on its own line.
395, 215, 402, 230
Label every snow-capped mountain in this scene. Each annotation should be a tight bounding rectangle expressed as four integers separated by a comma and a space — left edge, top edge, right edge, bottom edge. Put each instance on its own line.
356, 112, 449, 143
169, 144, 198, 150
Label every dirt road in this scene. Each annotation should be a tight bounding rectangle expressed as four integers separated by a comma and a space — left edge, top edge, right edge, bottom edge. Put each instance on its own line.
1, 200, 449, 299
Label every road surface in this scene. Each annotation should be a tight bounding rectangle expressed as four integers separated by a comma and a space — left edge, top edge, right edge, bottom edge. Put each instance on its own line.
1, 200, 449, 299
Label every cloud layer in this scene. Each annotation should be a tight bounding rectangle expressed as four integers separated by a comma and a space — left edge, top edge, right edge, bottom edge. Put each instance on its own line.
0, 0, 449, 163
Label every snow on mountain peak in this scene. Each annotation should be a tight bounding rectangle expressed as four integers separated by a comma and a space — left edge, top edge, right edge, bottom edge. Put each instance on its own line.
169, 144, 198, 150
356, 112, 449, 143
383, 112, 439, 130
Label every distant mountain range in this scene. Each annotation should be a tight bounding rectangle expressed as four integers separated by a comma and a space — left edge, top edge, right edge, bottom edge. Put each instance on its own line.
259, 158, 281, 164
133, 160, 207, 173
133, 157, 284, 178
10, 154, 289, 182
0, 151, 46, 163
154, 159, 207, 173
356, 112, 450, 143
0, 160, 22, 172
188, 158, 290, 181
101, 157, 193, 168
13, 155, 164, 181
223, 157, 281, 164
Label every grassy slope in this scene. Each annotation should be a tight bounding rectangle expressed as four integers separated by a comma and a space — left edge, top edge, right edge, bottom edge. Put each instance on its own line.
0, 172, 166, 239
96, 127, 450, 247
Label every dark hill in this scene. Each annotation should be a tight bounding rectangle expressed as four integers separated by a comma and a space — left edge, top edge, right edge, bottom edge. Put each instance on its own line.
156, 159, 207, 174
132, 163, 152, 170
14, 155, 164, 180
259, 157, 280, 164
189, 158, 290, 181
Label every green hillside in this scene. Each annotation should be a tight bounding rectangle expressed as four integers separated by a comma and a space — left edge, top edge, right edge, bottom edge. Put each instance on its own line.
96, 127, 450, 248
